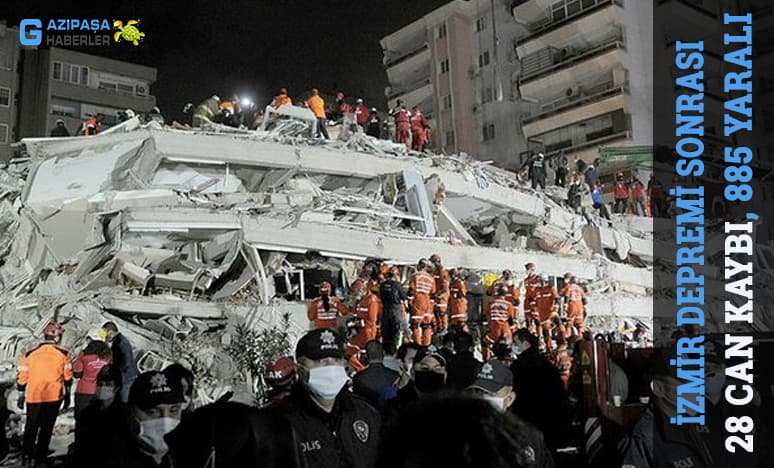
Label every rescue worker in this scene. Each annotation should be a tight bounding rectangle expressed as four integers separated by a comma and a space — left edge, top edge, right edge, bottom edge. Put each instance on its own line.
147, 106, 164, 125
648, 173, 665, 218
407, 258, 437, 346
613, 172, 629, 214
271, 87, 292, 109
560, 273, 587, 342
429, 254, 450, 333
366, 108, 381, 138
482, 287, 516, 361
218, 95, 241, 127
529, 153, 546, 189
17, 322, 73, 464
379, 266, 407, 354
489, 269, 520, 310
335, 90, 352, 119
392, 100, 411, 147
521, 262, 540, 324
307, 88, 329, 139
534, 274, 560, 351
448, 269, 469, 332
307, 281, 350, 330
410, 105, 428, 152
591, 183, 611, 220
72, 329, 112, 418
584, 158, 600, 188
102, 322, 138, 403
630, 174, 646, 216
192, 95, 221, 127
552, 338, 573, 390
346, 279, 383, 372
84, 115, 100, 135
280, 329, 381, 468
354, 98, 369, 129
50, 119, 70, 137
264, 356, 296, 406
554, 151, 569, 187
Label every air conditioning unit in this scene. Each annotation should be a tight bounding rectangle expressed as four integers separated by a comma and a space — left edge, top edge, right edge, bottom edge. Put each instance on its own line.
135, 84, 148, 96
558, 47, 574, 59
565, 86, 581, 98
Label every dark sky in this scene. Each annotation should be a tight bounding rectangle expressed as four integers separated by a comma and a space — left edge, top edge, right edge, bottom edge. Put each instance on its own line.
2, 0, 451, 123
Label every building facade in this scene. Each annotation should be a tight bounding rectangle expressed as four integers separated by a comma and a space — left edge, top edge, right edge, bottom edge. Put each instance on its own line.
511, 0, 653, 167
18, 47, 157, 141
380, 0, 528, 169
0, 23, 21, 161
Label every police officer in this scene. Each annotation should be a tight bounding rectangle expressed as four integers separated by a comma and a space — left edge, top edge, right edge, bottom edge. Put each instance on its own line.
379, 266, 407, 355
529, 153, 547, 190
17, 322, 73, 465
278, 329, 381, 468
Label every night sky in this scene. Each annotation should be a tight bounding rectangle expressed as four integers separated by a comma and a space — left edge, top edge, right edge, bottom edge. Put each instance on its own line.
2, 0, 451, 123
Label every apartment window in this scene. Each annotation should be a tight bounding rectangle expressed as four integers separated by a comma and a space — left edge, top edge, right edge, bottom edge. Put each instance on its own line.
0, 87, 10, 107
445, 130, 455, 146
481, 86, 493, 104
52, 62, 88, 85
476, 16, 488, 32
553, 0, 598, 22
437, 23, 447, 39
441, 94, 452, 111
478, 51, 490, 68
99, 81, 118, 92
0, 124, 7, 144
483, 123, 496, 141
117, 83, 134, 95
439, 59, 450, 74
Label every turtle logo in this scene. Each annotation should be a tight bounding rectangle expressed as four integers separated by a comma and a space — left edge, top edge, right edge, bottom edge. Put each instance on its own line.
353, 420, 369, 443
320, 330, 336, 345
113, 20, 145, 46
480, 363, 494, 377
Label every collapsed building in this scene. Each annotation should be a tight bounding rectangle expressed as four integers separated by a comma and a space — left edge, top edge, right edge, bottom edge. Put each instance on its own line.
0, 110, 654, 408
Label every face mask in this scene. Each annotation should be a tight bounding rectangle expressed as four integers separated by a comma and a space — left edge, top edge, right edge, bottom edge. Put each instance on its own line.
138, 417, 180, 455
705, 372, 724, 397
306, 366, 348, 400
96, 386, 115, 402
482, 395, 506, 411
512, 343, 522, 355
414, 370, 445, 393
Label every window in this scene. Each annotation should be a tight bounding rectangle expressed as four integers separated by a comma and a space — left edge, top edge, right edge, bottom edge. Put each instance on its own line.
81, 67, 89, 86
53, 62, 62, 80
117, 83, 134, 95
439, 59, 450, 74
0, 87, 9, 107
99, 81, 118, 92
445, 130, 455, 146
0, 36, 11, 70
52, 62, 88, 85
476, 16, 488, 32
437, 23, 447, 39
553, 0, 599, 22
478, 51, 490, 68
483, 123, 496, 141
481, 86, 493, 104
70, 64, 80, 84
441, 94, 452, 111
0, 124, 7, 144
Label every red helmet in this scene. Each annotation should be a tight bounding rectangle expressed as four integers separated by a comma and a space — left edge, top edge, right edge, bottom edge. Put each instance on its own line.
417, 258, 429, 269
265, 356, 296, 386
43, 322, 64, 338
319, 281, 332, 295
429, 254, 441, 265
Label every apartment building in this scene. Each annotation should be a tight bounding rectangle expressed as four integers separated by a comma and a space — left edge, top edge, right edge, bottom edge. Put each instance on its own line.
511, 0, 653, 167
18, 47, 156, 139
0, 23, 21, 161
380, 0, 528, 169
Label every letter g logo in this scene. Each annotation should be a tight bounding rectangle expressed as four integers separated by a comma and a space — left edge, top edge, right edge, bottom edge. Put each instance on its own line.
20, 19, 42, 46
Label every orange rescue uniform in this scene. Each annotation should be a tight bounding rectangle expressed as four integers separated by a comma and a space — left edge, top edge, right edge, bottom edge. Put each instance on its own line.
307, 295, 350, 330
489, 277, 520, 308
482, 297, 515, 360
272, 94, 292, 109
408, 270, 436, 346
17, 343, 73, 403
449, 277, 468, 331
307, 95, 326, 119
561, 283, 587, 339
522, 274, 541, 319
535, 285, 560, 349
347, 293, 383, 371
432, 265, 451, 330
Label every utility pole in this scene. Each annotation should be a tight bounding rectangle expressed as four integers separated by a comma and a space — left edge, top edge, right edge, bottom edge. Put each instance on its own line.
490, 0, 503, 101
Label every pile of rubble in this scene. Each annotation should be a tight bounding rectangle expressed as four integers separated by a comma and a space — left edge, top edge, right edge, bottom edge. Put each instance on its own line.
0, 111, 654, 404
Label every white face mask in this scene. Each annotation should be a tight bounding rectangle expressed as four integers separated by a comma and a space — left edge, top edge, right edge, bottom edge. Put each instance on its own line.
482, 395, 507, 411
306, 365, 348, 401
138, 417, 180, 455
96, 386, 115, 402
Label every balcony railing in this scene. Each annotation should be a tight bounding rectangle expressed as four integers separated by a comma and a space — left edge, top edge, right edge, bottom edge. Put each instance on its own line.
386, 78, 431, 100
519, 32, 624, 83
516, 0, 622, 45
521, 81, 628, 124
384, 44, 429, 68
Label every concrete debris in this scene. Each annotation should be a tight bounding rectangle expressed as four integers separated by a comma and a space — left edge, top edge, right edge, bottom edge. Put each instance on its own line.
0, 119, 656, 405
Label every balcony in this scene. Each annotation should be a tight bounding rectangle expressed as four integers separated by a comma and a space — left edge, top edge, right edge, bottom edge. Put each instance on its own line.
521, 81, 628, 138
385, 43, 429, 68
511, 0, 554, 24
387, 81, 433, 109
385, 47, 431, 86
516, 0, 622, 46
387, 77, 432, 101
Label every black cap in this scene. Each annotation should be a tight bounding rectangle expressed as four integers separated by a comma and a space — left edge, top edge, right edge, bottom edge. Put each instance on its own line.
129, 370, 185, 410
414, 345, 446, 367
468, 360, 513, 393
295, 329, 345, 361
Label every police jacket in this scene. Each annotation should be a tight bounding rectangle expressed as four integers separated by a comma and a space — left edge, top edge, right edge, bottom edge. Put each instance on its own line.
111, 333, 138, 384
280, 383, 381, 468
379, 279, 406, 314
